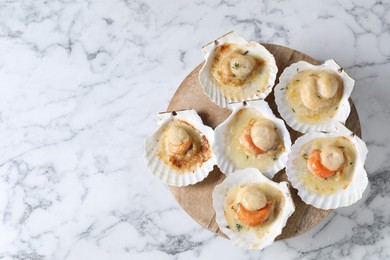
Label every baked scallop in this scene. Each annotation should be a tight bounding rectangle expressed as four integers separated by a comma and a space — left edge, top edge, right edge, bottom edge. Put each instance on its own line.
214, 100, 291, 178
199, 31, 278, 108
286, 123, 368, 209
212, 168, 295, 249
144, 110, 217, 186
274, 60, 355, 133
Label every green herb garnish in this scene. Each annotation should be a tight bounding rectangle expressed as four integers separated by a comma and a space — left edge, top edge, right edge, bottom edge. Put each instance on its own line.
226, 225, 230, 229
232, 63, 240, 69
236, 224, 242, 232
335, 106, 338, 110
292, 108, 295, 113
242, 50, 249, 55
303, 153, 308, 160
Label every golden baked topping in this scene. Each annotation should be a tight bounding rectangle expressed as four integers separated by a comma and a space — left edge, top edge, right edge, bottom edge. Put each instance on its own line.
157, 120, 211, 173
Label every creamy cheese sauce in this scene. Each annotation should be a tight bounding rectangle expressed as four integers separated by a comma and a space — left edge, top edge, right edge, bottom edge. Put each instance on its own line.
210, 43, 271, 100
224, 108, 285, 172
224, 184, 283, 236
284, 69, 343, 124
156, 120, 211, 173
294, 136, 356, 195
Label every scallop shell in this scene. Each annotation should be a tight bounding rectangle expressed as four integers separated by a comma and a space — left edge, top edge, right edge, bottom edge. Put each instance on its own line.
286, 123, 368, 209
144, 110, 217, 186
274, 59, 355, 133
199, 31, 278, 108
212, 168, 295, 250
214, 100, 291, 179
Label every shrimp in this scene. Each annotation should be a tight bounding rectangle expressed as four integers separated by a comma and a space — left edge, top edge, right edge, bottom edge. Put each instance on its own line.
236, 202, 272, 227
307, 150, 336, 178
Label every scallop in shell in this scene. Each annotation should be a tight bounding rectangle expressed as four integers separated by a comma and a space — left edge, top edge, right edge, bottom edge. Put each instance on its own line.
144, 110, 217, 186
274, 59, 355, 133
199, 31, 278, 108
286, 123, 368, 209
214, 100, 291, 179
212, 168, 295, 249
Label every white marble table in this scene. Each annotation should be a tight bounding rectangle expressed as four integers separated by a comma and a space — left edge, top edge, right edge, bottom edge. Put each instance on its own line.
0, 0, 389, 259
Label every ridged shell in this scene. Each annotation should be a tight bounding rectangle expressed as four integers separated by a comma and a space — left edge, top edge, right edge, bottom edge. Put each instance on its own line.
286, 123, 368, 209
274, 59, 355, 133
199, 31, 278, 108
144, 110, 217, 187
214, 100, 291, 179
212, 168, 295, 249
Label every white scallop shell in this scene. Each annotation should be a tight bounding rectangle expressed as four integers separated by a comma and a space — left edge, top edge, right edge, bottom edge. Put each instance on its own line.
144, 110, 217, 187
274, 59, 355, 133
214, 100, 291, 179
199, 31, 278, 108
212, 168, 295, 250
286, 123, 368, 209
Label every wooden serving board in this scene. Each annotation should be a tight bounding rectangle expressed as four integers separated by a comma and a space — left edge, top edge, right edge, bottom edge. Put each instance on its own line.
167, 44, 361, 240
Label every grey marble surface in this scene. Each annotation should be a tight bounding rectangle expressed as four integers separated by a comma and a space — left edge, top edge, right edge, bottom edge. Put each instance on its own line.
0, 0, 389, 259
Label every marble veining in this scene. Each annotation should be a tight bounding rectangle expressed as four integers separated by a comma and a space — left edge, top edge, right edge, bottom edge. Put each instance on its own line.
0, 0, 389, 259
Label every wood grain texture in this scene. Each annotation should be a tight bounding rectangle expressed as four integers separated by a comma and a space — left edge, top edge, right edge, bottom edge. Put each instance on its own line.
166, 44, 361, 240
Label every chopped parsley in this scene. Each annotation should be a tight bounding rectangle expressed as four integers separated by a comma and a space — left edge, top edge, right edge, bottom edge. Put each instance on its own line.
236, 224, 242, 232
225, 225, 230, 229
303, 153, 308, 160
232, 63, 240, 69
242, 50, 249, 55
335, 106, 339, 110
338, 68, 343, 73
246, 155, 249, 159
272, 156, 277, 161
292, 108, 295, 113
350, 162, 353, 165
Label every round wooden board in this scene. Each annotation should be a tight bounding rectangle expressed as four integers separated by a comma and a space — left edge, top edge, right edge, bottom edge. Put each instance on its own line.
167, 44, 361, 240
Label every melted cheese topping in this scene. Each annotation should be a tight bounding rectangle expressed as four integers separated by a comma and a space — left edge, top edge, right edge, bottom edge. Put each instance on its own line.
225, 108, 284, 172
210, 43, 270, 99
285, 69, 343, 124
224, 184, 283, 234
157, 120, 211, 173
294, 136, 356, 195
